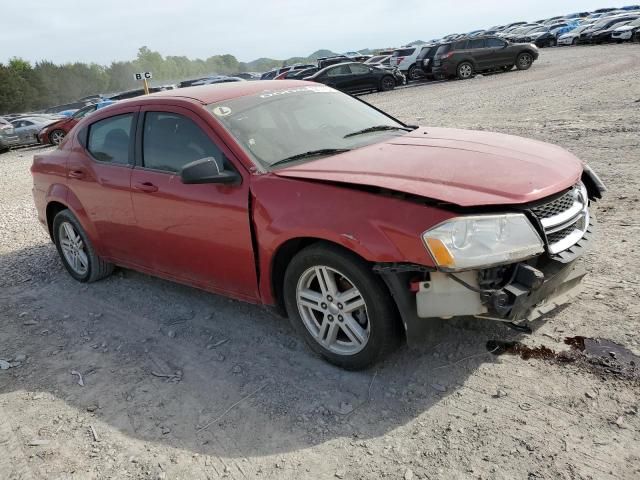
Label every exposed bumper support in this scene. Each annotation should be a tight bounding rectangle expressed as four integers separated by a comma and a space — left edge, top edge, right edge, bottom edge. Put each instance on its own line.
377, 259, 587, 347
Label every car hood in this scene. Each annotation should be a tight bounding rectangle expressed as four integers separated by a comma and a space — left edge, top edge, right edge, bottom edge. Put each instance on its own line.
41, 118, 71, 131
274, 127, 583, 207
614, 25, 636, 31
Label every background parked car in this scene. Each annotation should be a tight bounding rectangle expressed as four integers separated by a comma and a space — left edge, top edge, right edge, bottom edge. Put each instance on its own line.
0, 116, 20, 152
44, 101, 93, 114
389, 45, 432, 81
558, 23, 596, 45
416, 44, 440, 79
304, 62, 401, 93
38, 100, 116, 145
432, 37, 538, 80
10, 117, 57, 147
611, 16, 640, 41
191, 76, 245, 86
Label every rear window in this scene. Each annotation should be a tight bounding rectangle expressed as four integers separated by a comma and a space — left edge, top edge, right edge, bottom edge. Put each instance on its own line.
392, 48, 416, 57
435, 44, 451, 56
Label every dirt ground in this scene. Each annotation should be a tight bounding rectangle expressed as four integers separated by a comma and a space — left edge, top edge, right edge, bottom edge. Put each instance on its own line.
1, 44, 639, 480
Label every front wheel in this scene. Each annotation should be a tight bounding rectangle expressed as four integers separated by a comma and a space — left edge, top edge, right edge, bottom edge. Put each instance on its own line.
572, 38, 579, 46
283, 244, 400, 370
53, 210, 114, 282
379, 75, 396, 91
516, 53, 533, 70
456, 62, 474, 80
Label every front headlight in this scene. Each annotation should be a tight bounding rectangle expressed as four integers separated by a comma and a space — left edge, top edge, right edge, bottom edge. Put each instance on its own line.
422, 214, 544, 271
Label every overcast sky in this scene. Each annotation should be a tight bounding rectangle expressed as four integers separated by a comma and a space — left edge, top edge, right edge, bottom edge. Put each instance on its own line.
1, 1, 621, 65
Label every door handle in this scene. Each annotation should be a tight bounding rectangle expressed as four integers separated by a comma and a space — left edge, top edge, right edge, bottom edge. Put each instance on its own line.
69, 170, 85, 179
134, 181, 158, 193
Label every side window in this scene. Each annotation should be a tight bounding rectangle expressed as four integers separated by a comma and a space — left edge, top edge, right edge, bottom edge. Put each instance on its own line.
468, 39, 485, 49
327, 65, 352, 77
453, 40, 468, 50
350, 64, 369, 74
142, 112, 225, 173
87, 113, 134, 164
486, 38, 506, 48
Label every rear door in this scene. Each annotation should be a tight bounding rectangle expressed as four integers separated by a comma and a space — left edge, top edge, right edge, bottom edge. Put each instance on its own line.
466, 38, 488, 69
67, 107, 138, 261
129, 105, 258, 300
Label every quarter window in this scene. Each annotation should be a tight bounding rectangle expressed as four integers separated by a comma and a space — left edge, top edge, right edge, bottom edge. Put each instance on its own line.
87, 113, 134, 164
453, 40, 468, 50
142, 112, 226, 173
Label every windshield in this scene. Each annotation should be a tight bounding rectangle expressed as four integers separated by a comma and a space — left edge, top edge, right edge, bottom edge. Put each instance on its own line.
207, 86, 407, 169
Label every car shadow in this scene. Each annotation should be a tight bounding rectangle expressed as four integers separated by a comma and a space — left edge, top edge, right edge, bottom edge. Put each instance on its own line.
0, 243, 530, 459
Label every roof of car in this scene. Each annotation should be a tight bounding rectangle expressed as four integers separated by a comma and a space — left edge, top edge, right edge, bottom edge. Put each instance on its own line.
142, 80, 318, 105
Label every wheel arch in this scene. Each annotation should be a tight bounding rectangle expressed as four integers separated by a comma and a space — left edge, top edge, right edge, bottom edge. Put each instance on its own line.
44, 188, 103, 255
270, 236, 406, 340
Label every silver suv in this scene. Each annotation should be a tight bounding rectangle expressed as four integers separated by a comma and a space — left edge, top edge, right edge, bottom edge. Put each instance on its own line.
389, 45, 433, 80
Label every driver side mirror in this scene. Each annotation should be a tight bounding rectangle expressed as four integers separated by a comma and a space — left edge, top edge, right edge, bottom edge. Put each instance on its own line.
180, 157, 240, 185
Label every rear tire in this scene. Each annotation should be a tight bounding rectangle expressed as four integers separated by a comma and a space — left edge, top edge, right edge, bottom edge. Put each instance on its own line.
52, 209, 114, 283
572, 38, 579, 46
407, 64, 421, 81
283, 243, 400, 370
516, 52, 533, 70
456, 61, 474, 80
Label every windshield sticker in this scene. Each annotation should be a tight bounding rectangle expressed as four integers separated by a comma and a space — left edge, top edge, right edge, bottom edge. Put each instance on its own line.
212, 106, 232, 116
259, 85, 334, 98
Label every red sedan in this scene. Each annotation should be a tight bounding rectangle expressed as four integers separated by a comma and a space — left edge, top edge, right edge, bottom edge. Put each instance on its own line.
31, 81, 603, 369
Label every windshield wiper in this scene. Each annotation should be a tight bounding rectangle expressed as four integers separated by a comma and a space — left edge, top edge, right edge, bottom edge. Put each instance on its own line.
270, 148, 351, 168
343, 125, 413, 138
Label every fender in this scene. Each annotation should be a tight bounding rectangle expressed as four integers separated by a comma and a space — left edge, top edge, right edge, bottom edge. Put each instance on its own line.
250, 174, 456, 304
45, 184, 104, 257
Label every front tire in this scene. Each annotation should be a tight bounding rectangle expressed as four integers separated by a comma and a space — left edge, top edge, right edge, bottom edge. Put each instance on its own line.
283, 244, 400, 370
456, 61, 474, 80
52, 210, 114, 282
380, 75, 395, 91
516, 52, 533, 70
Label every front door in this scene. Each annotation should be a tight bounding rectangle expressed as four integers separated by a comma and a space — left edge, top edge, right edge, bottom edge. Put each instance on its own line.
129, 106, 258, 300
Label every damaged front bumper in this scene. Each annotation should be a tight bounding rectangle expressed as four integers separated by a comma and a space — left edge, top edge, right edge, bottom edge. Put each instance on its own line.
377, 258, 587, 346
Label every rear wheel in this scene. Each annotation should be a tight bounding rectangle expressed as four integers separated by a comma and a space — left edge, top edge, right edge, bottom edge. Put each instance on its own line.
572, 38, 579, 46
456, 62, 474, 80
49, 129, 66, 145
407, 64, 421, 81
283, 244, 400, 370
52, 210, 114, 283
516, 53, 533, 70
380, 75, 396, 91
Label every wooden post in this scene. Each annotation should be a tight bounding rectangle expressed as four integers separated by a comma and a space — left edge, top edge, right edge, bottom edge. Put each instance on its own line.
143, 77, 150, 95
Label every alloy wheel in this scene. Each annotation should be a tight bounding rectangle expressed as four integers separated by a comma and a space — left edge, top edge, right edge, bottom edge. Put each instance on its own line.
458, 63, 473, 79
51, 130, 65, 145
59, 221, 89, 275
382, 76, 395, 90
296, 266, 370, 355
518, 54, 532, 68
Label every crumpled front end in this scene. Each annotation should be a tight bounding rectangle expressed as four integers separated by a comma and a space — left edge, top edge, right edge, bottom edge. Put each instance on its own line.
377, 170, 604, 344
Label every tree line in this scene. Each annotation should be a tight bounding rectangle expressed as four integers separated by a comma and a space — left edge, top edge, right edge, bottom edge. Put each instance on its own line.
0, 46, 288, 114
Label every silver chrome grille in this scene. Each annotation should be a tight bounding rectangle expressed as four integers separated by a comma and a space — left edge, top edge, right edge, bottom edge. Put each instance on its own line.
532, 183, 590, 255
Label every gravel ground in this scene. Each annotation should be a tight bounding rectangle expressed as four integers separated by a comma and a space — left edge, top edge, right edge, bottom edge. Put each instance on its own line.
1, 44, 639, 480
